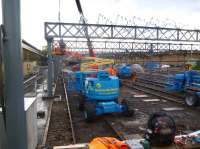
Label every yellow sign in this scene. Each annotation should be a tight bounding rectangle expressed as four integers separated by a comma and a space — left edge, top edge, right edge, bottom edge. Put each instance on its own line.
96, 83, 101, 88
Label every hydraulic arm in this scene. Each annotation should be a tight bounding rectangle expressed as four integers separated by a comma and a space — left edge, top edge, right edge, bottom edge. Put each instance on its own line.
75, 0, 95, 57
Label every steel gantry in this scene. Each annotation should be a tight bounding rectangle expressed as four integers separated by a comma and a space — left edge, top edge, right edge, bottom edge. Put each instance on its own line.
45, 22, 200, 42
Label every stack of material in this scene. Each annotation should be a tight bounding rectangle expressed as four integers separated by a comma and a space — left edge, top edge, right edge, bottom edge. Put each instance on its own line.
130, 64, 144, 74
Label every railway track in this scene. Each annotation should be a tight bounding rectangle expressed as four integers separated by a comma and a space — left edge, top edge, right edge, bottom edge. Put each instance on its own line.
45, 76, 76, 147
136, 78, 166, 88
62, 77, 76, 144
135, 79, 184, 99
121, 78, 185, 104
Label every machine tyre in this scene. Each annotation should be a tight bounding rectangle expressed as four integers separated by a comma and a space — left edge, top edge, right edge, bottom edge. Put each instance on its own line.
122, 101, 134, 117
78, 95, 85, 111
84, 102, 96, 122
119, 80, 122, 87
185, 92, 199, 107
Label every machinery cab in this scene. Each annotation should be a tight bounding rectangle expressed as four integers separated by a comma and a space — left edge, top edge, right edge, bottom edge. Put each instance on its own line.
84, 71, 119, 101
75, 71, 98, 94
75, 71, 119, 98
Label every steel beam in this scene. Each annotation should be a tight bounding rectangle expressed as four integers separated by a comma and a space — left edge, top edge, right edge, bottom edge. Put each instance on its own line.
2, 0, 27, 148
45, 22, 200, 42
54, 40, 200, 53
47, 37, 53, 96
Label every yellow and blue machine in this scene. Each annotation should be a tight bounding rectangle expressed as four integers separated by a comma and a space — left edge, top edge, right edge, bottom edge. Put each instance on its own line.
166, 70, 200, 107
75, 71, 132, 121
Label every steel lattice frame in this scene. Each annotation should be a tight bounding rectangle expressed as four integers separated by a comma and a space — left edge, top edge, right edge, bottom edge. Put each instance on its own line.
45, 22, 200, 42
58, 40, 200, 53
45, 22, 200, 59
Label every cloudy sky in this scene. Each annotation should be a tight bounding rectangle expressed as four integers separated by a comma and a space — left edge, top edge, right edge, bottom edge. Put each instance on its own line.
3, 0, 200, 49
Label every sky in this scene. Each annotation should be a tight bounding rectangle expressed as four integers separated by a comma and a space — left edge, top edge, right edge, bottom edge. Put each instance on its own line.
2, 0, 200, 49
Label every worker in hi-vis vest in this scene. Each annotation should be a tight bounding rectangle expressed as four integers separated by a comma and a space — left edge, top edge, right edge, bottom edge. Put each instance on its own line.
107, 65, 117, 76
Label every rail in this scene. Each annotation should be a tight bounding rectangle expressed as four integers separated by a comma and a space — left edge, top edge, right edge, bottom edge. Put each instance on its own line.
122, 79, 184, 104
62, 75, 76, 144
24, 71, 45, 86
24, 74, 37, 84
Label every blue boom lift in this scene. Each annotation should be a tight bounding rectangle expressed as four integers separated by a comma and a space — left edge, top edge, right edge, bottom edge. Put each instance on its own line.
75, 71, 132, 122
72, 0, 132, 121
166, 70, 200, 106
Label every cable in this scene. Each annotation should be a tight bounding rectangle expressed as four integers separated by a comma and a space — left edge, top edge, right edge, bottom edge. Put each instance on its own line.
58, 0, 61, 22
